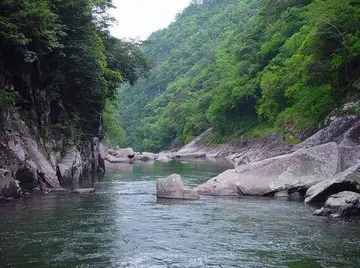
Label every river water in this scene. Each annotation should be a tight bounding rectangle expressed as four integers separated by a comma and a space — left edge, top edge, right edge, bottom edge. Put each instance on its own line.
1, 160, 360, 268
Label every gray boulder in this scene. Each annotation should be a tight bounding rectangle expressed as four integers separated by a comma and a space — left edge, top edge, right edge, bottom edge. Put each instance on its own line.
295, 117, 360, 170
0, 169, 20, 197
194, 169, 241, 196
25, 138, 60, 189
195, 143, 340, 196
156, 174, 200, 200
105, 154, 131, 164
314, 191, 360, 218
235, 142, 340, 195
134, 152, 157, 162
57, 146, 83, 186
108, 147, 135, 158
294, 116, 358, 150
305, 164, 360, 203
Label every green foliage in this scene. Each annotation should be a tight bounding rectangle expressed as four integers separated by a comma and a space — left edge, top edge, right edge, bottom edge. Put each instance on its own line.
0, 90, 20, 105
243, 122, 278, 139
1, 0, 148, 141
103, 102, 126, 146
115, 0, 360, 151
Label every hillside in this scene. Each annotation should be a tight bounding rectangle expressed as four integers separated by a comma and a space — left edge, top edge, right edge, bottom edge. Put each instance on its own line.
116, 0, 360, 152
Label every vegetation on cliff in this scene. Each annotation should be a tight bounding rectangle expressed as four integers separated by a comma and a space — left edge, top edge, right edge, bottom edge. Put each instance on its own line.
0, 0, 149, 144
116, 0, 360, 152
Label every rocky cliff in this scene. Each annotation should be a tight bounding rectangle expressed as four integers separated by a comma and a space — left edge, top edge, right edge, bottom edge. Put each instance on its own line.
0, 73, 105, 200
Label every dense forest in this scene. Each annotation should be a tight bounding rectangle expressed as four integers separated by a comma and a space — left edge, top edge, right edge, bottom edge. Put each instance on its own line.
0, 0, 149, 142
116, 0, 360, 152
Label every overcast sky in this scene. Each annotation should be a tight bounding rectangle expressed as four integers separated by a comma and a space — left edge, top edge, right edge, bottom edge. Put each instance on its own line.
109, 0, 192, 40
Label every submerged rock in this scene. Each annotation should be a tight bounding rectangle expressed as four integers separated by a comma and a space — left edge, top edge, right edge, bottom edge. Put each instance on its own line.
274, 190, 289, 198
305, 164, 360, 203
156, 174, 200, 200
314, 191, 360, 218
169, 152, 206, 159
73, 188, 96, 194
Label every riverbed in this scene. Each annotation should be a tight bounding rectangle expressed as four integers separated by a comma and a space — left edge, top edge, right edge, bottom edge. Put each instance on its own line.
1, 160, 360, 267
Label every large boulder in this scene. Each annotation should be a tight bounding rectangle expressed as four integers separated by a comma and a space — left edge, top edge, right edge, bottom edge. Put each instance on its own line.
194, 169, 241, 196
134, 152, 157, 162
25, 138, 60, 189
56, 146, 83, 186
305, 164, 360, 203
314, 191, 360, 218
156, 174, 200, 200
295, 116, 360, 170
105, 154, 132, 164
229, 134, 292, 167
235, 142, 340, 195
0, 169, 20, 197
195, 143, 340, 196
108, 147, 135, 158
293, 116, 358, 150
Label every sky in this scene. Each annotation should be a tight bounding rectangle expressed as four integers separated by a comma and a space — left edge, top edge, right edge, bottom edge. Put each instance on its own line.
109, 0, 192, 40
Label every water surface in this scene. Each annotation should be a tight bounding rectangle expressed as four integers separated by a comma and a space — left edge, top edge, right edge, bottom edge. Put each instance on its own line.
1, 160, 360, 268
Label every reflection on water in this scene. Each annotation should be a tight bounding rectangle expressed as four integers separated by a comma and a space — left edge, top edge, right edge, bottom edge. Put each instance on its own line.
0, 160, 360, 268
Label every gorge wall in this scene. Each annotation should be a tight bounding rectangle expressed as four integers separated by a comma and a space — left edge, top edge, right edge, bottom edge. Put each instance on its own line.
0, 73, 105, 199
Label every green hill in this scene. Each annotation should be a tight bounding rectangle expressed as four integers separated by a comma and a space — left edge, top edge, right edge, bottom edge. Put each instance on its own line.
117, 0, 360, 152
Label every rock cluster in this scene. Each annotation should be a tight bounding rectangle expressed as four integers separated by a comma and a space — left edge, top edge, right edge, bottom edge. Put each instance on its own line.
313, 191, 360, 218
194, 115, 360, 218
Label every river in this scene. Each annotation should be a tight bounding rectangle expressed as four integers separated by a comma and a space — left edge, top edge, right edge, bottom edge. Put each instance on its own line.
1, 160, 360, 268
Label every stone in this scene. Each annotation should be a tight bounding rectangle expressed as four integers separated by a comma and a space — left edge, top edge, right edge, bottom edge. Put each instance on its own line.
235, 142, 340, 195
0, 169, 20, 198
108, 147, 135, 158
105, 154, 131, 164
7, 137, 26, 162
73, 188, 96, 194
313, 191, 360, 218
157, 153, 172, 162
195, 143, 340, 196
56, 146, 83, 186
170, 152, 206, 159
305, 164, 360, 203
134, 152, 157, 162
294, 117, 360, 170
194, 169, 241, 196
156, 174, 200, 200
294, 116, 358, 150
25, 137, 60, 189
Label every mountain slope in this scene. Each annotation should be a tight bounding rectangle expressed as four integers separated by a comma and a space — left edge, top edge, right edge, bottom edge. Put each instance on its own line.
117, 0, 360, 152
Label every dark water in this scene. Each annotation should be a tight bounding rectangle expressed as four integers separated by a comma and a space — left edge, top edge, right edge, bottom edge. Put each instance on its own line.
1, 160, 360, 268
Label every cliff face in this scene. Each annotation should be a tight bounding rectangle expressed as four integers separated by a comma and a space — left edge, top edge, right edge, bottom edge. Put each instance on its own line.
0, 71, 105, 199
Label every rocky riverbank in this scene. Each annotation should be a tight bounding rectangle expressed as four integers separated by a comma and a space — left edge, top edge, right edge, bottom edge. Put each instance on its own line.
186, 114, 360, 217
